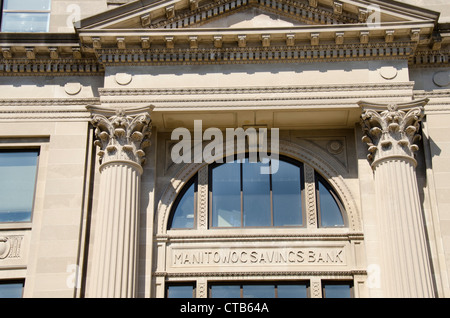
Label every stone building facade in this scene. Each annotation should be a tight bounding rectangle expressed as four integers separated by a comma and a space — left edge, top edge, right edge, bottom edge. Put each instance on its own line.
0, 0, 449, 298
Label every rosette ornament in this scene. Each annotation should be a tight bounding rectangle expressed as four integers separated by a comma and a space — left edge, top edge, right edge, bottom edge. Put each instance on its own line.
87, 105, 154, 169
359, 99, 428, 168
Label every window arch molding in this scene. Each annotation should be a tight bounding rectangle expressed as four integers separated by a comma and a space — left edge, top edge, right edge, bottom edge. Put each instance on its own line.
157, 140, 360, 234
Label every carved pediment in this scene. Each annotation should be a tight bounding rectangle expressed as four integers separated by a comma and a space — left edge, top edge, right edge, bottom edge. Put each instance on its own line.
78, 0, 440, 31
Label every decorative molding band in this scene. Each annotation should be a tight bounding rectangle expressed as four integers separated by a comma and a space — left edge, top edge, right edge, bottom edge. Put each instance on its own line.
99, 82, 415, 96
0, 98, 100, 106
96, 42, 414, 66
410, 49, 450, 67
0, 59, 103, 76
154, 270, 367, 277
156, 232, 365, 242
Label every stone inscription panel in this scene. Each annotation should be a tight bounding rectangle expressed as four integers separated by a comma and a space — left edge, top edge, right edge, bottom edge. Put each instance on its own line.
169, 246, 346, 269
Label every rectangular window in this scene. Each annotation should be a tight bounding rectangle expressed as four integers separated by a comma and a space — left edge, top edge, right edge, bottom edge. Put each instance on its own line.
322, 282, 353, 298
0, 280, 24, 298
0, 150, 39, 222
1, 0, 51, 32
166, 284, 195, 298
209, 283, 309, 298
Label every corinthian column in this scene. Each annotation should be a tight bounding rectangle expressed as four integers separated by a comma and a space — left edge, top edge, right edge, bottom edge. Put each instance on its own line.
359, 99, 434, 298
86, 105, 153, 298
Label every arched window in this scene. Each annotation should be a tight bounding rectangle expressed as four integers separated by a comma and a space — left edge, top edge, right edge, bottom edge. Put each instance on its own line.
168, 175, 197, 229
168, 156, 346, 229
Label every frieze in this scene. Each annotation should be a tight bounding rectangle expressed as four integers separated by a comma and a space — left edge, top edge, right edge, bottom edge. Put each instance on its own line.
96, 41, 415, 66
169, 246, 346, 267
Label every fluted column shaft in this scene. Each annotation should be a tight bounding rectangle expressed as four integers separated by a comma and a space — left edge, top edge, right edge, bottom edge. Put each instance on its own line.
87, 105, 153, 298
360, 99, 434, 298
92, 162, 141, 297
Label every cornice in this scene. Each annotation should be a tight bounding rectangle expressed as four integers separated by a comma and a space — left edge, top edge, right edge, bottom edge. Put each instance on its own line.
77, 0, 440, 30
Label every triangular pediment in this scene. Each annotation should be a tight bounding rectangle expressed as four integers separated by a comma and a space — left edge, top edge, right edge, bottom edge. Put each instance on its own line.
197, 7, 308, 28
78, 0, 440, 31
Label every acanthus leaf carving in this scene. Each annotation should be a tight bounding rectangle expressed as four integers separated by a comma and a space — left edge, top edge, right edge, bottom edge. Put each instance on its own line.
358, 99, 428, 167
87, 105, 154, 167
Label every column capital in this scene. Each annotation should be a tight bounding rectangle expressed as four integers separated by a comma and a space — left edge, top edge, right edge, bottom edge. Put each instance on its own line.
87, 105, 154, 170
358, 99, 428, 168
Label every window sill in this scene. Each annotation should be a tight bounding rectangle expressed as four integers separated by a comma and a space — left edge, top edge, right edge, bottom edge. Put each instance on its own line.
0, 222, 32, 231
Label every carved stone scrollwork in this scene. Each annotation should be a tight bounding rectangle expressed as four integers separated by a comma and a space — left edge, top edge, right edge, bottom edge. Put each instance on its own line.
358, 99, 428, 168
0, 237, 10, 259
87, 105, 154, 169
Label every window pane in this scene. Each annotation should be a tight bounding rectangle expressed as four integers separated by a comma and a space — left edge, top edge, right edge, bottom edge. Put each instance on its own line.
1, 12, 50, 32
0, 151, 38, 222
211, 162, 241, 227
242, 159, 271, 227
272, 160, 302, 226
3, 0, 51, 11
170, 182, 195, 229
0, 282, 23, 298
277, 284, 308, 298
167, 285, 194, 298
210, 285, 241, 298
323, 283, 351, 298
243, 285, 274, 298
318, 179, 344, 227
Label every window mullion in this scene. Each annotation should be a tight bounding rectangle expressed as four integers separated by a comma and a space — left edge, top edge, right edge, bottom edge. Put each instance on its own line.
303, 164, 318, 228
240, 160, 243, 228
197, 165, 208, 230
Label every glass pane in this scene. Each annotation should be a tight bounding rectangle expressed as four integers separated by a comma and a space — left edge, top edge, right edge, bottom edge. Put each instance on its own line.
243, 285, 274, 298
242, 159, 271, 227
277, 285, 308, 298
1, 12, 50, 32
272, 160, 302, 226
4, 0, 51, 11
210, 285, 241, 298
167, 285, 194, 298
170, 182, 195, 229
318, 179, 344, 227
323, 283, 351, 298
0, 151, 38, 222
0, 282, 23, 298
211, 162, 241, 227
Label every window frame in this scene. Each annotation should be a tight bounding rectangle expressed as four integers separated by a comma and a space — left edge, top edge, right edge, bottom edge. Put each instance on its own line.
321, 280, 354, 298
208, 154, 306, 229
167, 174, 198, 230
165, 282, 196, 298
0, 148, 40, 224
0, 279, 25, 298
1, 0, 52, 33
315, 173, 347, 228
208, 281, 311, 298
167, 155, 349, 230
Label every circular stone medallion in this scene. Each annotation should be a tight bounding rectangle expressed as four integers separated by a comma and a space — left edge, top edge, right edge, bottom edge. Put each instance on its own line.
433, 71, 450, 87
